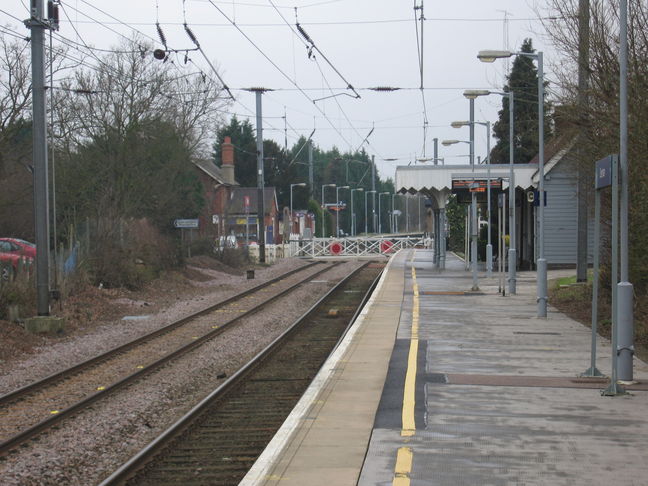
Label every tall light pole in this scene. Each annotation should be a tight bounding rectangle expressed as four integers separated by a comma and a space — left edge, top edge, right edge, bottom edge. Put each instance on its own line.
290, 183, 307, 236
351, 188, 363, 236
321, 183, 336, 238
335, 185, 350, 237
378, 192, 389, 234
391, 193, 396, 233
617, 0, 633, 383
465, 88, 516, 293
451, 118, 493, 276
365, 190, 376, 234
443, 138, 477, 285
405, 194, 409, 233
479, 49, 545, 316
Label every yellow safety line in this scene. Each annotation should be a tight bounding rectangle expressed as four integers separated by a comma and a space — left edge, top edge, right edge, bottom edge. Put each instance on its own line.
401, 252, 419, 437
392, 447, 414, 486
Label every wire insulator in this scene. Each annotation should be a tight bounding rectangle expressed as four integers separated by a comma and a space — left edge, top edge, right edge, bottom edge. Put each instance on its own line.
296, 23, 313, 45
184, 23, 200, 48
156, 22, 167, 48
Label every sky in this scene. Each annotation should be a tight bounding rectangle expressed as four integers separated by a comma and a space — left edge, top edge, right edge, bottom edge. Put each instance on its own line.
2, 0, 560, 180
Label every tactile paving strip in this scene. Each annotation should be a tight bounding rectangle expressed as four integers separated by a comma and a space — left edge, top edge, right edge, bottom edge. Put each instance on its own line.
445, 373, 648, 391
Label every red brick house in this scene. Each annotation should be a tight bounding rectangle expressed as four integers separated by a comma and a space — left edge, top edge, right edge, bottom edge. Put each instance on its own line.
192, 136, 279, 244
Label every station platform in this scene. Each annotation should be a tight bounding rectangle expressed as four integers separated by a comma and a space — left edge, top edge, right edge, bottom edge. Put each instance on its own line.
241, 249, 648, 486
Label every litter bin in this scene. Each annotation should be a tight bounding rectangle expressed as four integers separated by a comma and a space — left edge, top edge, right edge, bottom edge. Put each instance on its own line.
246, 269, 255, 279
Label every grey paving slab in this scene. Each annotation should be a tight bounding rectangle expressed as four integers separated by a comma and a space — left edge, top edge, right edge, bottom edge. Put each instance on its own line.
359, 249, 648, 486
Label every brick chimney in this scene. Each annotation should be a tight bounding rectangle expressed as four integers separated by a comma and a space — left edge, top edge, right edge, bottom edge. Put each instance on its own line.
221, 136, 235, 185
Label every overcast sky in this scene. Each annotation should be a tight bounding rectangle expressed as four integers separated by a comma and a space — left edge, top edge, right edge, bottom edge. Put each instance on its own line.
3, 0, 560, 180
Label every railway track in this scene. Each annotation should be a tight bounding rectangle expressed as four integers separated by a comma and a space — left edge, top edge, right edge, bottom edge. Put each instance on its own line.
100, 261, 384, 486
0, 261, 337, 455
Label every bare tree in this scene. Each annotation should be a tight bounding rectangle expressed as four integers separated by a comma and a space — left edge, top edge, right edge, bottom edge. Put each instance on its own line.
541, 1, 648, 291
56, 38, 229, 156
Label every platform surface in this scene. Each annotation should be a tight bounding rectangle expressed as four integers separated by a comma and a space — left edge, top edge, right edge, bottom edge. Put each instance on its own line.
242, 250, 648, 486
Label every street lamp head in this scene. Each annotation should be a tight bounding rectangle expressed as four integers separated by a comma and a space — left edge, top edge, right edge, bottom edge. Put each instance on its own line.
340, 185, 350, 189
451, 120, 471, 128
463, 89, 491, 99
355, 187, 364, 192
477, 50, 513, 63
380, 191, 390, 195
442, 139, 460, 146
292, 182, 307, 187
324, 183, 336, 187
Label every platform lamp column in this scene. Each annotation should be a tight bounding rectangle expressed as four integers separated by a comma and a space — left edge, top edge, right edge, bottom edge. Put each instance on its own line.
378, 192, 389, 234
335, 185, 349, 237
443, 138, 473, 274
351, 188, 363, 236
439, 206, 446, 269
391, 193, 396, 233
617, 0, 634, 382
464, 89, 516, 292
321, 183, 336, 238
365, 190, 376, 234
479, 49, 544, 314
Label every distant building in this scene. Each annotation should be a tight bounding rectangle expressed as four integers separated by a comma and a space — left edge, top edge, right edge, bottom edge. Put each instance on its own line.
192, 136, 279, 245
395, 136, 593, 269
226, 186, 279, 245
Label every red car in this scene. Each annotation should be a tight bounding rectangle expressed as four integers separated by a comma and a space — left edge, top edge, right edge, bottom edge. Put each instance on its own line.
0, 238, 35, 280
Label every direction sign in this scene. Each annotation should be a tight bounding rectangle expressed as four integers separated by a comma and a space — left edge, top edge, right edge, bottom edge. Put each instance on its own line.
174, 219, 199, 229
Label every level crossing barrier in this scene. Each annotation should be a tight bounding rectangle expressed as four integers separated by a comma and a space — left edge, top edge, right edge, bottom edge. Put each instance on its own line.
288, 236, 426, 258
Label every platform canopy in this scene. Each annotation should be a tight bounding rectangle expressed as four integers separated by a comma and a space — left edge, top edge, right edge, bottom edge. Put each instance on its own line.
395, 163, 539, 195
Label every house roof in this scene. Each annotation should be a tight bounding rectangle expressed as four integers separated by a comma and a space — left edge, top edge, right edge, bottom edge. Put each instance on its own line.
228, 187, 278, 214
529, 135, 577, 184
193, 158, 236, 186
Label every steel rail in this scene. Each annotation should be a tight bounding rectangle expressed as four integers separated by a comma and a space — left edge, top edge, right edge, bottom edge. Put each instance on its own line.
0, 261, 321, 406
0, 261, 337, 455
99, 262, 380, 486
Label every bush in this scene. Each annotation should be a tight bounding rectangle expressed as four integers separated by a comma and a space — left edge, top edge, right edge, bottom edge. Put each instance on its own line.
0, 274, 36, 319
218, 247, 250, 268
89, 218, 177, 290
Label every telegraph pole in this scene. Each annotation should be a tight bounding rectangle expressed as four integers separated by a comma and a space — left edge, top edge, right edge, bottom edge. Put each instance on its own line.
576, 0, 590, 282
371, 155, 376, 232
245, 88, 271, 263
308, 140, 314, 199
26, 0, 51, 316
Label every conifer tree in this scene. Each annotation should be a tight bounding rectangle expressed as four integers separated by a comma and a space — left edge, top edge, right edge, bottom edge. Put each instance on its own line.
490, 39, 552, 164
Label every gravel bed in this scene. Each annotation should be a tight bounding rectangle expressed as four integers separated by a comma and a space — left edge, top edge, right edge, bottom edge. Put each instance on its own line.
0, 258, 308, 394
0, 260, 366, 486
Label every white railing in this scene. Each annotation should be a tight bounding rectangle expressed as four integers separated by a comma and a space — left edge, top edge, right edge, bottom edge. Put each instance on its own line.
287, 236, 427, 258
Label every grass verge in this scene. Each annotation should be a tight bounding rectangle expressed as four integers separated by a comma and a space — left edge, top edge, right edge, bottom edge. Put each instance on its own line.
549, 276, 648, 363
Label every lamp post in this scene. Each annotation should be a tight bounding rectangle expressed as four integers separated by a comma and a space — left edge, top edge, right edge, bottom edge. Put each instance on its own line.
365, 190, 376, 234
290, 183, 307, 236
452, 118, 493, 276
617, 0, 633, 382
479, 48, 545, 316
391, 193, 396, 233
469, 182, 480, 290
351, 188, 363, 236
464, 88, 516, 293
378, 192, 389, 234
443, 138, 477, 286
335, 185, 350, 237
321, 183, 336, 238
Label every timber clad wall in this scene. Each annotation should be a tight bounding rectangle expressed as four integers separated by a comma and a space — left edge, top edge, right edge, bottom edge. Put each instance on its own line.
543, 155, 594, 266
